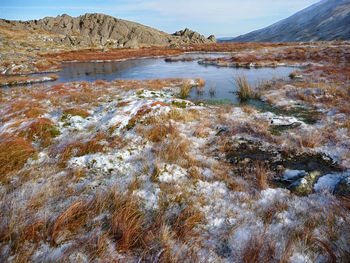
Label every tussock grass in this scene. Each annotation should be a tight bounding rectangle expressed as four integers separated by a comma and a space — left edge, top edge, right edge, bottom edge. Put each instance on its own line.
145, 122, 179, 143
110, 196, 146, 252
235, 74, 261, 101
195, 78, 205, 87
56, 132, 107, 166
0, 135, 37, 180
50, 201, 88, 244
242, 233, 276, 263
155, 137, 191, 165
17, 118, 60, 147
179, 86, 191, 99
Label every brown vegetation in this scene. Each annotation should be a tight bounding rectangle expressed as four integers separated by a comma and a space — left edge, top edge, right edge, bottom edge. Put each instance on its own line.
0, 134, 37, 180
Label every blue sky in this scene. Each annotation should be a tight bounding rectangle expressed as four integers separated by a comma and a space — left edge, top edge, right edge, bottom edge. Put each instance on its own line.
1, 0, 321, 37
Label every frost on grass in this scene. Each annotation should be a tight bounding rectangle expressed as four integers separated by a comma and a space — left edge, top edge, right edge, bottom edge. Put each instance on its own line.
0, 73, 350, 262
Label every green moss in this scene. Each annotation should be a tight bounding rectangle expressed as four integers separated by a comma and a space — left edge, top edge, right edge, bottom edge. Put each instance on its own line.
125, 119, 136, 130
61, 108, 90, 121
291, 171, 321, 195
205, 99, 232, 105
171, 100, 187, 108
269, 122, 301, 136
50, 126, 61, 137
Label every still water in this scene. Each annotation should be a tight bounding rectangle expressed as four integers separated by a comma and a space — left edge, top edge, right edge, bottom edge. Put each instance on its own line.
54, 53, 296, 103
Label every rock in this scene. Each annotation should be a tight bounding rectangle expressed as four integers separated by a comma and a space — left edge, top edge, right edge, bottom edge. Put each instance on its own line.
172, 28, 216, 44
208, 35, 216, 42
124, 38, 139, 49
289, 171, 321, 195
1, 14, 217, 48
228, 0, 350, 42
334, 176, 350, 197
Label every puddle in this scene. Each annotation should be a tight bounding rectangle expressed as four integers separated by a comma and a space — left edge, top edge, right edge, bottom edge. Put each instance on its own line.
225, 139, 342, 175
225, 139, 344, 194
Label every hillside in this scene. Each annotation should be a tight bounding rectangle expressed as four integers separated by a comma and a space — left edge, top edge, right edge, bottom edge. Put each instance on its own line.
0, 13, 216, 48
229, 0, 350, 42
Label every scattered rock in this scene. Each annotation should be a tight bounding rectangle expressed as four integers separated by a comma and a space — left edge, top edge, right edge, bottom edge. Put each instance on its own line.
289, 171, 321, 195
334, 176, 350, 197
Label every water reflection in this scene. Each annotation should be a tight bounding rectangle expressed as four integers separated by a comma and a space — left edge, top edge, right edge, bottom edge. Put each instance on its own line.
54, 55, 296, 103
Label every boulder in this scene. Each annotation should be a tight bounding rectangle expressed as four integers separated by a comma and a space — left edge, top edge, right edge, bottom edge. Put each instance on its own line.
289, 171, 321, 195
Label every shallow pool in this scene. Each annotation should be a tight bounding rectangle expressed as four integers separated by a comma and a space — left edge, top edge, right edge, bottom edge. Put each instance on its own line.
54, 54, 296, 103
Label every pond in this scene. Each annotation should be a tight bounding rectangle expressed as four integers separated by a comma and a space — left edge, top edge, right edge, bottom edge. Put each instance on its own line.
53, 53, 296, 104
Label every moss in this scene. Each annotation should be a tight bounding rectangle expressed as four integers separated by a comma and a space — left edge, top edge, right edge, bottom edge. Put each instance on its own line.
269, 122, 301, 136
171, 100, 187, 108
50, 126, 61, 137
291, 171, 321, 195
205, 99, 232, 105
125, 119, 136, 130
61, 108, 90, 121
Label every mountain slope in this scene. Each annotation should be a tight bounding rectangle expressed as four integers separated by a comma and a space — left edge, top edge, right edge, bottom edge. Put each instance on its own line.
230, 0, 350, 42
0, 13, 216, 47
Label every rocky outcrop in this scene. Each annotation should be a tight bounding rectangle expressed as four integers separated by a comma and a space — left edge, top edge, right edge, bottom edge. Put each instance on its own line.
227, 0, 350, 42
0, 14, 216, 48
172, 28, 216, 44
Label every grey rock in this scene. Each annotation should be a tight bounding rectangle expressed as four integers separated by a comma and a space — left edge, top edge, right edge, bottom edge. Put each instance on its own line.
0, 13, 216, 48
124, 38, 139, 49
172, 28, 216, 44
208, 35, 216, 42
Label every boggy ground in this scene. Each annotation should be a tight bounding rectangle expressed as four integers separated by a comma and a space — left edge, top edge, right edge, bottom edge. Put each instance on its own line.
1, 35, 350, 262
0, 53, 350, 263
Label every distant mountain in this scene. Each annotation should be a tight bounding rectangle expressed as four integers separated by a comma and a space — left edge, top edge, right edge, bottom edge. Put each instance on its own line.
0, 13, 216, 48
228, 0, 350, 42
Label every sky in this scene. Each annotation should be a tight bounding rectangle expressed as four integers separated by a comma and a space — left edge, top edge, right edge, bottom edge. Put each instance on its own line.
0, 0, 321, 37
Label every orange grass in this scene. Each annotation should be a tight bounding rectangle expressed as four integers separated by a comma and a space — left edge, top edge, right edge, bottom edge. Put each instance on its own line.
0, 134, 37, 179
15, 118, 60, 147
56, 132, 107, 166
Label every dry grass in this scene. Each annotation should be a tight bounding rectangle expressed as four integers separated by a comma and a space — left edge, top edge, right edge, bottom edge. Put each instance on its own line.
0, 75, 58, 86
62, 108, 90, 119
235, 74, 261, 101
171, 203, 203, 240
50, 201, 88, 244
242, 234, 276, 263
154, 136, 191, 166
0, 134, 37, 180
297, 131, 324, 149
15, 118, 60, 147
196, 78, 205, 87
55, 132, 107, 166
110, 196, 147, 252
0, 99, 46, 123
145, 122, 179, 143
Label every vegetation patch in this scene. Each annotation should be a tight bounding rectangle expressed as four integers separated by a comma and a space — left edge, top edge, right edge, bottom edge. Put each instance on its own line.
0, 135, 37, 180
62, 108, 90, 119
17, 118, 60, 147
